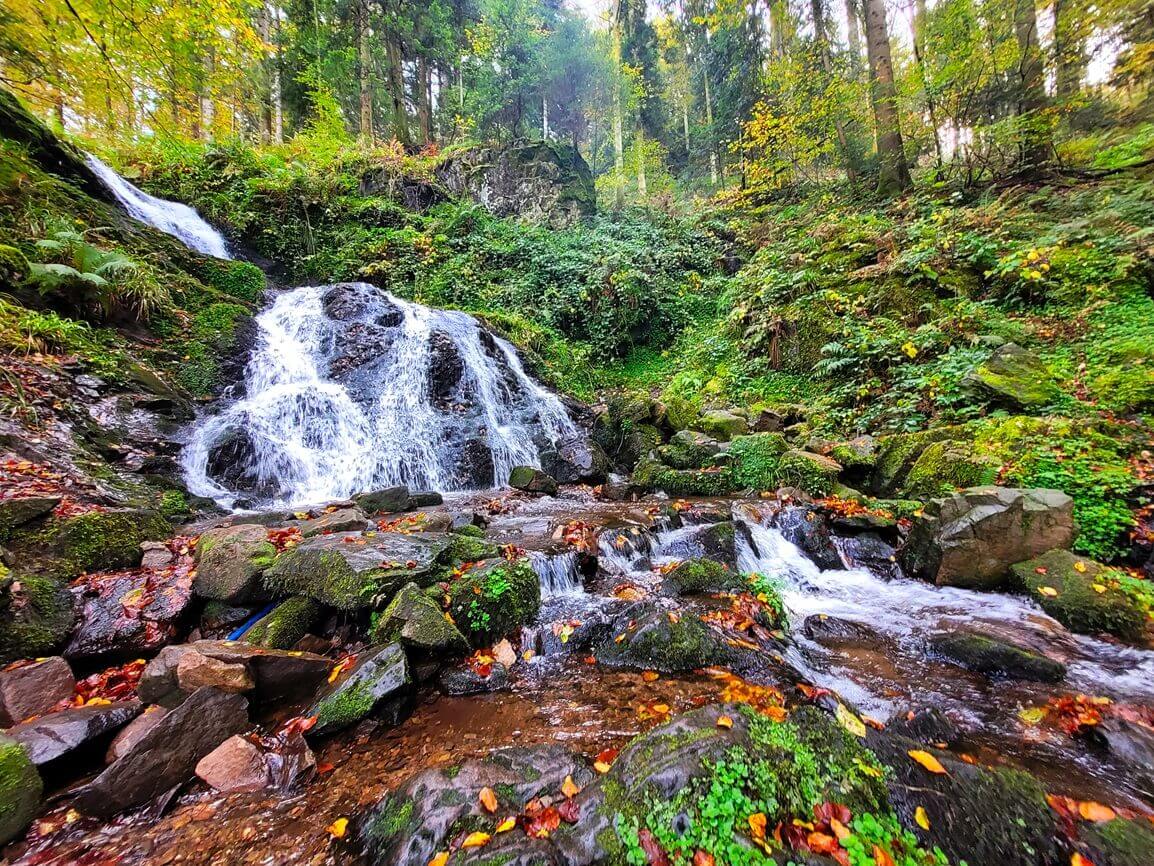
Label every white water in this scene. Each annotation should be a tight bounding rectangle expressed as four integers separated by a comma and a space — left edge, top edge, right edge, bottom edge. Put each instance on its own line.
85, 155, 231, 258
530, 550, 584, 598
183, 283, 580, 508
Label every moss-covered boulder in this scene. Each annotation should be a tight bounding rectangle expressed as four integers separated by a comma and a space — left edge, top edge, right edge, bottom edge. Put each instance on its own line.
1011, 549, 1151, 642
775, 449, 841, 495
964, 343, 1061, 410
0, 244, 30, 287
594, 603, 737, 672
507, 465, 558, 495
869, 425, 973, 496
371, 582, 468, 653
0, 572, 75, 664
828, 435, 878, 471
658, 430, 723, 470
33, 509, 172, 578
660, 558, 742, 596
0, 734, 42, 845
307, 643, 410, 736
263, 531, 452, 610
929, 630, 1066, 682
903, 440, 999, 498
242, 597, 320, 650
727, 432, 789, 490
1081, 814, 1154, 866
593, 392, 668, 471
631, 454, 735, 497
194, 524, 276, 603
446, 558, 540, 647
693, 409, 749, 442
0, 496, 59, 543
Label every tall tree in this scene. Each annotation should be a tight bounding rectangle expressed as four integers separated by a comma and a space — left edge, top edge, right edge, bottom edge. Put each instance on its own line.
863, 0, 911, 193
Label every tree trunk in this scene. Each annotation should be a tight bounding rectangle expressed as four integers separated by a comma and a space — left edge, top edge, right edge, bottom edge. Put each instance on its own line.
385, 30, 410, 146
417, 54, 432, 144
200, 48, 215, 142
912, 0, 944, 167
272, 6, 284, 143
542, 96, 549, 139
637, 126, 647, 199
863, 0, 911, 194
358, 0, 373, 142
612, 0, 626, 208
1012, 0, 1050, 172
701, 42, 718, 186
811, 0, 858, 181
844, 0, 864, 79
1053, 0, 1087, 100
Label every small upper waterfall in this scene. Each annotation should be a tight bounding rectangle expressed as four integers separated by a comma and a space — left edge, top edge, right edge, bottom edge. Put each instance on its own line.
85, 155, 231, 259
182, 282, 581, 508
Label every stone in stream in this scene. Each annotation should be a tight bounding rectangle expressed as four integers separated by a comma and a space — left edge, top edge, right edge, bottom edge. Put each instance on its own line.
538, 434, 610, 484
307, 643, 411, 737
354, 486, 413, 514
370, 582, 468, 653
507, 465, 559, 496
195, 735, 270, 793
802, 614, 882, 648
772, 505, 843, 571
439, 661, 509, 695
594, 602, 740, 673
900, 486, 1075, 590
1011, 548, 1150, 642
73, 687, 249, 818
659, 558, 744, 596
242, 596, 321, 650
8, 701, 141, 766
446, 558, 540, 648
0, 656, 75, 726
193, 523, 276, 602
0, 734, 42, 845
106, 705, 167, 763
263, 530, 452, 610
0, 573, 76, 665
294, 506, 371, 538
928, 631, 1066, 682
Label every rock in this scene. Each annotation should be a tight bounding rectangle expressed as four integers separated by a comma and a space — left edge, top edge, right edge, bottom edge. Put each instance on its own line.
64, 565, 193, 661
660, 558, 743, 596
0, 734, 42, 845
1011, 549, 1149, 641
263, 530, 451, 610
540, 435, 610, 484
195, 734, 270, 793
176, 652, 255, 693
294, 507, 372, 538
929, 631, 1066, 682
903, 440, 999, 498
357, 744, 590, 866
0, 656, 75, 727
869, 425, 973, 496
242, 597, 320, 650
73, 687, 250, 818
594, 603, 737, 673
835, 532, 900, 578
775, 449, 841, 495
0, 574, 75, 665
901, 487, 1075, 589
693, 409, 748, 442
0, 496, 59, 541
802, 614, 881, 647
631, 455, 735, 497
446, 558, 540, 647
1081, 816, 1154, 866
106, 705, 167, 763
370, 582, 468, 653
140, 540, 175, 570
439, 661, 509, 695
199, 601, 255, 637
38, 509, 172, 578
827, 436, 877, 471
727, 433, 790, 490
434, 140, 595, 228
307, 643, 410, 736
598, 480, 637, 501
964, 343, 1061, 410
138, 641, 332, 708
354, 486, 412, 514
750, 407, 785, 432
884, 706, 963, 745
9, 701, 141, 766
194, 524, 276, 603
659, 430, 723, 470
508, 465, 559, 496
772, 506, 843, 571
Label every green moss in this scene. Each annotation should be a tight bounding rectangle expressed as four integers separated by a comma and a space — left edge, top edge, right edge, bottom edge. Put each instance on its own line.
447, 559, 540, 647
0, 735, 42, 845
157, 489, 189, 519
453, 524, 485, 539
0, 243, 29, 285
1083, 816, 1154, 866
177, 301, 251, 396
314, 679, 376, 731
243, 596, 319, 649
445, 533, 500, 564
364, 796, 415, 847
632, 454, 735, 496
38, 509, 172, 577
197, 259, 265, 303
597, 607, 731, 672
662, 558, 741, 595
728, 433, 789, 490
775, 450, 840, 495
0, 573, 74, 664
903, 440, 999, 498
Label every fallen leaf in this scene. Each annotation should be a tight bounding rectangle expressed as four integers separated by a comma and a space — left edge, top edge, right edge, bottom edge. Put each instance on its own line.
836, 703, 867, 738
642, 670, 659, 682
495, 816, 516, 833
1092, 583, 1107, 594
1071, 855, 1097, 866
561, 774, 581, 798
874, 844, 896, 866
479, 786, 498, 814
428, 853, 449, 866
1038, 586, 1060, 597
748, 812, 768, 840
492, 639, 517, 667
830, 817, 851, 841
1078, 801, 1116, 822
716, 714, 734, 729
693, 850, 716, 866
326, 817, 348, 838
1073, 561, 1087, 573
461, 831, 492, 848
638, 827, 671, 865
908, 750, 948, 774
915, 806, 930, 830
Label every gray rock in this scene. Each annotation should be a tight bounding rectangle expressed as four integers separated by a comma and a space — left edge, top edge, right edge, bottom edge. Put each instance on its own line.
354, 486, 412, 515
64, 566, 192, 661
439, 661, 509, 695
106, 705, 168, 763
0, 656, 74, 727
803, 614, 881, 647
508, 465, 559, 496
9, 701, 141, 765
929, 631, 1066, 682
194, 524, 276, 603
0, 734, 41, 845
0, 496, 59, 538
308, 643, 411, 736
296, 507, 372, 538
370, 582, 468, 653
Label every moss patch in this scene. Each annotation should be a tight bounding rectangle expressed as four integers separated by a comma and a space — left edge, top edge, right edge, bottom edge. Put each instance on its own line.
446, 559, 540, 647
0, 735, 42, 844
243, 597, 319, 649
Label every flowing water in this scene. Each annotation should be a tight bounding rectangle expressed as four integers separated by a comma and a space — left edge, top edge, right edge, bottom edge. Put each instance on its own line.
182, 283, 580, 509
85, 155, 231, 258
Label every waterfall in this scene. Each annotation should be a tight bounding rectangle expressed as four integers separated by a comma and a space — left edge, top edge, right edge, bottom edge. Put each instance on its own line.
85, 155, 231, 259
529, 551, 583, 598
182, 282, 581, 508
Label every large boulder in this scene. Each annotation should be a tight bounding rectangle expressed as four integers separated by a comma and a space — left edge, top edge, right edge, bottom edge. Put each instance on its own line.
0, 656, 75, 726
242, 597, 320, 650
964, 343, 1061, 410
928, 631, 1066, 682
774, 449, 841, 496
307, 643, 410, 736
370, 582, 468, 653
538, 435, 610, 485
0, 573, 75, 665
507, 465, 559, 496
901, 487, 1075, 589
64, 566, 193, 661
659, 558, 744, 596
659, 430, 723, 470
693, 409, 748, 442
263, 530, 452, 610
32, 509, 172, 578
73, 687, 249, 818
9, 701, 141, 766
593, 603, 738, 673
446, 558, 540, 647
1011, 549, 1151, 642
434, 141, 595, 228
0, 734, 42, 845
193, 524, 276, 603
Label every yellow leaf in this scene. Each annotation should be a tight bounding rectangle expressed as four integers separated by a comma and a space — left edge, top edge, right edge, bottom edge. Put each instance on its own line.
326, 817, 349, 838
562, 774, 581, 798
915, 806, 930, 830
908, 750, 948, 774
594, 760, 612, 773
716, 715, 734, 729
1038, 586, 1060, 597
748, 812, 767, 840
1092, 583, 1107, 594
479, 786, 498, 814
496, 816, 517, 833
651, 703, 671, 715
1073, 561, 1087, 573
836, 703, 867, 738
830, 817, 851, 840
1078, 801, 1116, 822
1072, 854, 1097, 866
428, 853, 449, 866
461, 831, 491, 848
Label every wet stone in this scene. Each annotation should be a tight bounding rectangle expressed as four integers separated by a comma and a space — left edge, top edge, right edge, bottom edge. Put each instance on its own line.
0, 656, 75, 727
9, 700, 141, 766
195, 734, 270, 793
439, 661, 509, 695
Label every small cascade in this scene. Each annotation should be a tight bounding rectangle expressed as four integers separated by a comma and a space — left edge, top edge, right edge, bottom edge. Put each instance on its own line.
85, 155, 231, 258
597, 526, 653, 574
182, 282, 582, 508
529, 550, 583, 598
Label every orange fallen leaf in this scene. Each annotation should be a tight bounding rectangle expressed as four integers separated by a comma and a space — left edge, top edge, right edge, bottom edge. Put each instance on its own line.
461, 831, 491, 848
748, 812, 767, 840
830, 817, 851, 841
908, 750, 947, 774
496, 816, 517, 833
1072, 855, 1097, 866
1078, 801, 1116, 822
642, 670, 659, 682
874, 844, 896, 866
428, 853, 449, 866
326, 817, 348, 838
561, 774, 581, 798
479, 786, 498, 814
693, 850, 715, 866
716, 715, 734, 729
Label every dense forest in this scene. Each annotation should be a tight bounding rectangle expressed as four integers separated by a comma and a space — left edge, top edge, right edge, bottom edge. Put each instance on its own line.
1, 0, 1154, 864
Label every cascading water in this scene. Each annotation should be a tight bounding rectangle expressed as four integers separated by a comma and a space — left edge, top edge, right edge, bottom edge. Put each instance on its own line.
85, 155, 231, 259
182, 282, 582, 508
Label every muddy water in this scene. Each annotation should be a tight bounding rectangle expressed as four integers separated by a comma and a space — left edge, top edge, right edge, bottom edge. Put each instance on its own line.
10, 490, 1154, 865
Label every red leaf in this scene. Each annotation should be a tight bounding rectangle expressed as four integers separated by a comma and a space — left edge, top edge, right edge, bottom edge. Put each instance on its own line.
638, 828, 671, 866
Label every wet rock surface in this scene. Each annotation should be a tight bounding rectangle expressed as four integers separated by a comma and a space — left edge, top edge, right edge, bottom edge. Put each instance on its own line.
0, 657, 75, 727
9, 700, 141, 766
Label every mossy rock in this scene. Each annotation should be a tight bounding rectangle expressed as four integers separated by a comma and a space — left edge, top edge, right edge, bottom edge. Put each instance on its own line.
1081, 815, 1154, 866
371, 582, 468, 653
929, 631, 1066, 682
827, 436, 878, 470
870, 425, 974, 496
0, 734, 42, 845
1089, 365, 1154, 414
660, 558, 743, 596
194, 524, 277, 603
631, 455, 735, 497
1011, 549, 1150, 642
693, 409, 748, 442
0, 244, 29, 286
308, 642, 410, 736
595, 604, 736, 673
446, 559, 540, 648
658, 430, 722, 470
243, 597, 320, 650
444, 532, 500, 565
197, 259, 265, 303
964, 343, 1061, 411
34, 509, 172, 578
775, 450, 841, 496
903, 440, 1000, 499
507, 465, 558, 495
0, 573, 76, 664
728, 433, 789, 490
593, 394, 666, 471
